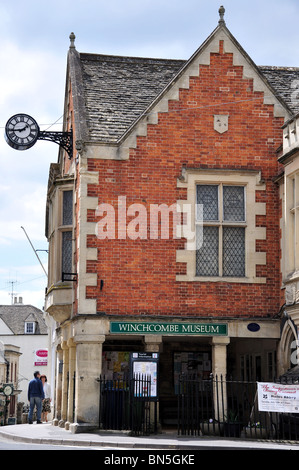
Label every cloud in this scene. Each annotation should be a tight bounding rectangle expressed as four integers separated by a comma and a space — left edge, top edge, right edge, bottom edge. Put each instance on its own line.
0, 288, 46, 309
0, 183, 48, 244
0, 262, 47, 307
0, 40, 65, 113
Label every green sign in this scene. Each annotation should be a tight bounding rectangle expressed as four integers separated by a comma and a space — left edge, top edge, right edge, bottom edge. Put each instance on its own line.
110, 322, 227, 336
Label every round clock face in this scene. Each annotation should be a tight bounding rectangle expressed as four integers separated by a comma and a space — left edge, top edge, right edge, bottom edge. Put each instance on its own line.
5, 114, 39, 150
3, 385, 13, 396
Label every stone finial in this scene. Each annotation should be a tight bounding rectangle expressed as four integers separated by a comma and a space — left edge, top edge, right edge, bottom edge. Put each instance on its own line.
69, 32, 76, 49
218, 5, 225, 24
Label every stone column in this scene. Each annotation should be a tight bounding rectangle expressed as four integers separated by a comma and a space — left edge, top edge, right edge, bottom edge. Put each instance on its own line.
70, 334, 105, 433
65, 338, 76, 430
53, 346, 63, 426
210, 337, 230, 421
59, 341, 69, 427
144, 335, 162, 353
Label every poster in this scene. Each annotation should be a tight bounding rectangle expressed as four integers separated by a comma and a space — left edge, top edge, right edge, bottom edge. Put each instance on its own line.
173, 352, 211, 394
258, 382, 299, 413
132, 360, 158, 398
102, 351, 130, 380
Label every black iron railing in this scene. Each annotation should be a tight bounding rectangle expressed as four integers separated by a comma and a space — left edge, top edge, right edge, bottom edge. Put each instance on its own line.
178, 374, 299, 440
99, 374, 155, 436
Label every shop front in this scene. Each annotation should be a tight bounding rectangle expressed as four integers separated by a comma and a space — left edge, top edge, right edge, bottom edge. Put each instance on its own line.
100, 318, 281, 429
52, 315, 282, 433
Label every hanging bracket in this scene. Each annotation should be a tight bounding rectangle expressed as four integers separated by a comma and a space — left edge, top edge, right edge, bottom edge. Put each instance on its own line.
38, 129, 73, 159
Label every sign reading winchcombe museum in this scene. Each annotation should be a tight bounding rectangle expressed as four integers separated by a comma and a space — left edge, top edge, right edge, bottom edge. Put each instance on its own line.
110, 322, 227, 336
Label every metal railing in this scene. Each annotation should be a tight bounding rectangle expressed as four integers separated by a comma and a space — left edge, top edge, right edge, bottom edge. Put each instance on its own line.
99, 374, 154, 436
178, 374, 299, 440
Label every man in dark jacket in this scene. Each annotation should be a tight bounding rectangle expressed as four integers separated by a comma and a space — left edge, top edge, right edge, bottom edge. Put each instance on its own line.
28, 371, 45, 424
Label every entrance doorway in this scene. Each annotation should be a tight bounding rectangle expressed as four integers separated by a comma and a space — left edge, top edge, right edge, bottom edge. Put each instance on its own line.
159, 338, 212, 428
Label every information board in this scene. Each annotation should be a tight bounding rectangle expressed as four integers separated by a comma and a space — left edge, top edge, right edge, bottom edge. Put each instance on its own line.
130, 352, 159, 401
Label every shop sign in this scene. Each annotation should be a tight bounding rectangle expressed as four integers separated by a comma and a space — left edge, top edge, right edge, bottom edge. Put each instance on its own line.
34, 349, 48, 366
258, 382, 299, 413
110, 322, 227, 336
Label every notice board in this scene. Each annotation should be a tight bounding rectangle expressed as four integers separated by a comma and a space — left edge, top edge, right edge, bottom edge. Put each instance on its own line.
130, 352, 159, 401
258, 382, 299, 413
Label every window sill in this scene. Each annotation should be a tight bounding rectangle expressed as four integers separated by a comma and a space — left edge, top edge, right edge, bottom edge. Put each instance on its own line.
176, 274, 266, 284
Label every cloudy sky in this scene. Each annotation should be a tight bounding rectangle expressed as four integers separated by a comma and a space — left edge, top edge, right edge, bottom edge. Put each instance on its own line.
0, 0, 299, 309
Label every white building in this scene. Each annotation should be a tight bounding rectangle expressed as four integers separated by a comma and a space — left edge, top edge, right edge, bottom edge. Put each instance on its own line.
0, 299, 50, 407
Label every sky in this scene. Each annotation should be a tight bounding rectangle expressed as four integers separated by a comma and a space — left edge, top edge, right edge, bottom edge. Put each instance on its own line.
0, 0, 299, 310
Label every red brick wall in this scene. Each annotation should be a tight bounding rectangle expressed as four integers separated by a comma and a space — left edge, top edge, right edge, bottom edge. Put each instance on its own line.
84, 43, 284, 319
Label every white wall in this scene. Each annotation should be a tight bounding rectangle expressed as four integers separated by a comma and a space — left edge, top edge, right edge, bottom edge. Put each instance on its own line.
0, 333, 50, 405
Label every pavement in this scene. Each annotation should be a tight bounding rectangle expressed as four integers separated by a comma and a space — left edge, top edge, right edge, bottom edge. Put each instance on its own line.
1, 422, 299, 450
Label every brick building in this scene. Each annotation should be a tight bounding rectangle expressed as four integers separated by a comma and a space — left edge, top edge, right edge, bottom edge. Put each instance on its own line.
45, 9, 299, 431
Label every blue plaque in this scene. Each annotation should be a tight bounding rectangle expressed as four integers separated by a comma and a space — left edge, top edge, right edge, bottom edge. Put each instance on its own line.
247, 323, 260, 332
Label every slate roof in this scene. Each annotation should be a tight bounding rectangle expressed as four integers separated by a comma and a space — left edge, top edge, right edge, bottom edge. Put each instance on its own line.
259, 66, 299, 115
75, 51, 299, 145
79, 53, 185, 143
0, 305, 48, 335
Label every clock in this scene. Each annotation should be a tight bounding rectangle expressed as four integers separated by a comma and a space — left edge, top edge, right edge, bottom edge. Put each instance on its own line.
3, 384, 13, 396
5, 113, 40, 150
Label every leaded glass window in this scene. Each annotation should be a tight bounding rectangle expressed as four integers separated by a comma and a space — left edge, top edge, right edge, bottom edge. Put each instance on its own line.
63, 190, 73, 225
223, 227, 245, 277
62, 231, 72, 277
223, 186, 245, 221
196, 226, 219, 276
196, 184, 246, 278
197, 185, 218, 221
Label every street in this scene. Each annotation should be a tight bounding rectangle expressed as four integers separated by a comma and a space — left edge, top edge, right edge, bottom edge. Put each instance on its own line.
0, 435, 295, 470
0, 434, 123, 451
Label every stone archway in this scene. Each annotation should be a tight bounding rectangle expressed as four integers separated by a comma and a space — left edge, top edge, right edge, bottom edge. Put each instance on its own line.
278, 318, 298, 375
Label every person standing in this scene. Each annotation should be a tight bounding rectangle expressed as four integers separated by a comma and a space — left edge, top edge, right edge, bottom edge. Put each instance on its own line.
28, 371, 45, 424
40, 375, 51, 422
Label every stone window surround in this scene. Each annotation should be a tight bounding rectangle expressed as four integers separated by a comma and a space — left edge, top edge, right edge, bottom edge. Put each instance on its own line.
47, 183, 75, 286
283, 162, 299, 282
196, 183, 246, 277
176, 168, 266, 283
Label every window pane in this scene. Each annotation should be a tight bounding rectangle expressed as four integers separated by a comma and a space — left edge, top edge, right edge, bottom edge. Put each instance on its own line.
223, 186, 245, 221
223, 227, 245, 276
25, 322, 34, 334
62, 231, 72, 278
63, 190, 73, 225
196, 226, 219, 276
197, 185, 218, 221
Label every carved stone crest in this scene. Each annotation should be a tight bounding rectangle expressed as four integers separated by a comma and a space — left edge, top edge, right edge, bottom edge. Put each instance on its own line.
214, 114, 229, 134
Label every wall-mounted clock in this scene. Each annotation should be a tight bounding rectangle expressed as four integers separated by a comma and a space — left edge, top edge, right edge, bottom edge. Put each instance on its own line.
3, 384, 13, 396
5, 113, 40, 150
5, 112, 73, 158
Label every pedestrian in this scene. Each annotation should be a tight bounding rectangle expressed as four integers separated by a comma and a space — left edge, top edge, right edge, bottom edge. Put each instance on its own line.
40, 375, 51, 422
27, 371, 45, 424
